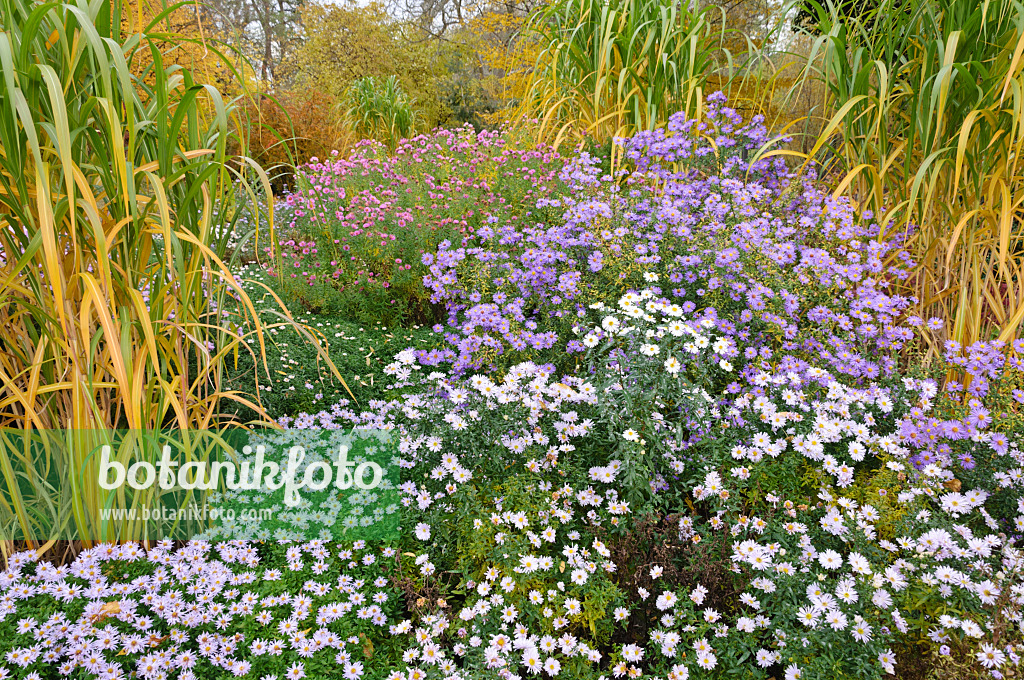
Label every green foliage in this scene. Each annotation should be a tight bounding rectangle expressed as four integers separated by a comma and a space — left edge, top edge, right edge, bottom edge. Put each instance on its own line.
423, 476, 629, 667
344, 76, 420, 149
222, 274, 442, 418
435, 43, 502, 130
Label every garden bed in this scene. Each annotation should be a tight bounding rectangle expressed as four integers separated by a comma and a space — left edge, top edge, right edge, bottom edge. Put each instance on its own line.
2, 98, 1023, 680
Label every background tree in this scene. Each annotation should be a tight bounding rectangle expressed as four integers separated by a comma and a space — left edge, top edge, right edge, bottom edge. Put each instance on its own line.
122, 0, 242, 92
279, 1, 446, 126
462, 0, 546, 118
202, 0, 303, 83
433, 38, 502, 128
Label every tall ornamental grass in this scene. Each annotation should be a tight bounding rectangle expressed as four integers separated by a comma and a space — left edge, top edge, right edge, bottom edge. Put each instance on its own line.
0, 0, 332, 548
520, 0, 727, 147
797, 0, 1024, 352
343, 75, 418, 150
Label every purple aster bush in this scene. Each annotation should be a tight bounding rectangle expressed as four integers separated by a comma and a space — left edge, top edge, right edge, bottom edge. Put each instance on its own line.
0, 540, 411, 679
423, 92, 915, 380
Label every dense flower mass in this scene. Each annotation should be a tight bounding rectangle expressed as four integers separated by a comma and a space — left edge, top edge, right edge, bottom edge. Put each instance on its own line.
269, 285, 1024, 680
421, 93, 916, 379
265, 127, 568, 325
4, 96, 1024, 680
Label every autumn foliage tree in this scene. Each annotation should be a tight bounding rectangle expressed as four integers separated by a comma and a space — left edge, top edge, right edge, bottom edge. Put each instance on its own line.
121, 0, 241, 92
280, 2, 446, 126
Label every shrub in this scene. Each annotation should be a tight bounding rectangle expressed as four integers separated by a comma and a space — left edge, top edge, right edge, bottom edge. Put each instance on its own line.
267, 296, 1024, 679
266, 126, 568, 326
240, 89, 353, 192
422, 93, 915, 378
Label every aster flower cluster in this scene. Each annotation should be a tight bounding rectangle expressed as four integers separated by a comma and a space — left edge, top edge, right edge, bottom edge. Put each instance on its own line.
258, 282, 1024, 679
0, 540, 407, 680
5, 318, 1023, 679
421, 92, 915, 380
267, 126, 567, 324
